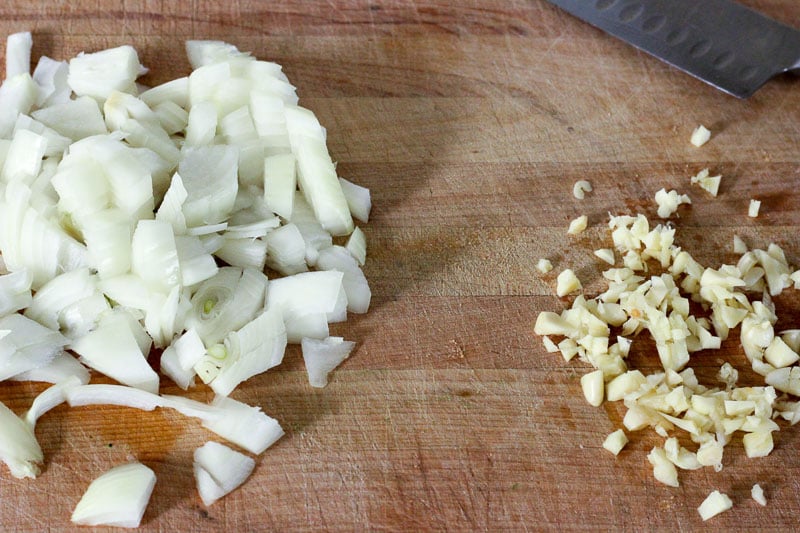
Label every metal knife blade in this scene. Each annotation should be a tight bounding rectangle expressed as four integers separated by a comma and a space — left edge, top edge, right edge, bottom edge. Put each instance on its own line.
546, 0, 800, 98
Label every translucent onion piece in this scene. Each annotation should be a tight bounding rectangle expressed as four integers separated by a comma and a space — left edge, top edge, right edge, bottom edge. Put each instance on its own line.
179, 145, 239, 226
0, 313, 68, 382
65, 384, 164, 411
71, 462, 156, 528
285, 107, 353, 236
186, 267, 267, 345
80, 208, 133, 279
338, 177, 371, 223
0, 399, 43, 479
31, 96, 107, 141
289, 193, 333, 263
0, 73, 37, 139
176, 235, 218, 287
210, 306, 287, 396
265, 223, 307, 276
155, 173, 188, 235
0, 268, 33, 317
67, 45, 143, 101
193, 441, 255, 506
214, 237, 267, 271
131, 219, 181, 293
70, 311, 159, 393
25, 375, 83, 428
301, 336, 355, 388
345, 226, 367, 266
201, 395, 284, 455
160, 345, 195, 390
5, 32, 32, 79
139, 77, 189, 108
13, 114, 71, 157
263, 153, 296, 220
266, 270, 346, 342
24, 267, 96, 330
32, 56, 70, 107
11, 352, 89, 385
2, 128, 47, 182
316, 245, 371, 314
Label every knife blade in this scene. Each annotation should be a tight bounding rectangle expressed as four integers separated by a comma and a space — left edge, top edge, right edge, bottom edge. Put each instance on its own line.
546, 0, 800, 98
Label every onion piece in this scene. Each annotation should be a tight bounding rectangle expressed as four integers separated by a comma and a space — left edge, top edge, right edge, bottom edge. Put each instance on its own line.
131, 219, 181, 293
266, 270, 346, 342
263, 153, 296, 219
194, 441, 255, 506
0, 399, 43, 479
65, 384, 164, 411
11, 352, 89, 385
264, 223, 308, 275
5, 32, 32, 79
25, 375, 83, 428
31, 96, 107, 141
24, 267, 96, 330
301, 336, 355, 388
32, 56, 70, 107
345, 227, 367, 266
0, 268, 33, 317
201, 395, 284, 455
0, 313, 68, 382
179, 145, 239, 226
71, 462, 156, 528
0, 72, 38, 139
209, 306, 287, 396
316, 245, 371, 314
338, 177, 371, 224
67, 45, 143, 101
70, 310, 159, 394
186, 267, 267, 345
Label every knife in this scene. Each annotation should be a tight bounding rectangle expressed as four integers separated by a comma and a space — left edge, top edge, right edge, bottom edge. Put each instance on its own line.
546, 0, 800, 98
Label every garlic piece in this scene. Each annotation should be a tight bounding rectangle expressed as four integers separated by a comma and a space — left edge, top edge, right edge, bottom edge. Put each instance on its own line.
698, 490, 732, 521
733, 235, 747, 254
742, 431, 773, 458
567, 215, 588, 235
602, 429, 628, 455
690, 125, 711, 147
594, 248, 615, 265
555, 269, 581, 297
690, 168, 722, 197
748, 199, 761, 218
751, 484, 766, 506
572, 180, 592, 199
580, 369, 604, 407
536, 258, 553, 274
654, 188, 691, 218
647, 447, 679, 487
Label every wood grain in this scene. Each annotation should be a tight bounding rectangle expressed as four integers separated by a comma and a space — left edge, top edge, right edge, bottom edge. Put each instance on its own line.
2, 0, 800, 530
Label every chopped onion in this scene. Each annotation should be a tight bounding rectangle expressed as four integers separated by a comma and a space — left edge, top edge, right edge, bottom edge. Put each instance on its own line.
70, 310, 159, 394
193, 441, 255, 506
71, 462, 156, 528
209, 306, 287, 396
67, 45, 143, 101
65, 384, 163, 411
338, 177, 371, 223
6, 32, 33, 79
10, 352, 89, 385
0, 313, 68, 381
266, 270, 345, 342
316, 245, 371, 314
301, 336, 355, 388
201, 395, 284, 454
0, 268, 33, 317
25, 375, 83, 428
263, 153, 296, 220
345, 227, 367, 266
186, 267, 267, 345
0, 399, 43, 478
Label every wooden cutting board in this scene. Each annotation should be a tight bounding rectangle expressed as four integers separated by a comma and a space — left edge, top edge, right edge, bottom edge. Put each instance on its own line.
2, 1, 800, 530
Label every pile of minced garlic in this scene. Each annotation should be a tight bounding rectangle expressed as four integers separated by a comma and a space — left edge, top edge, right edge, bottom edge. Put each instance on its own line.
535, 129, 800, 520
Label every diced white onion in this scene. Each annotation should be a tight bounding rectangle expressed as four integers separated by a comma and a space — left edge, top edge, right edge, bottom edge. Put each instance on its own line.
71, 462, 156, 528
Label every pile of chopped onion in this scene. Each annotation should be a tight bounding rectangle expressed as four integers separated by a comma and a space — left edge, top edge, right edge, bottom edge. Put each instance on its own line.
0, 32, 372, 526
536, 177, 800, 518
